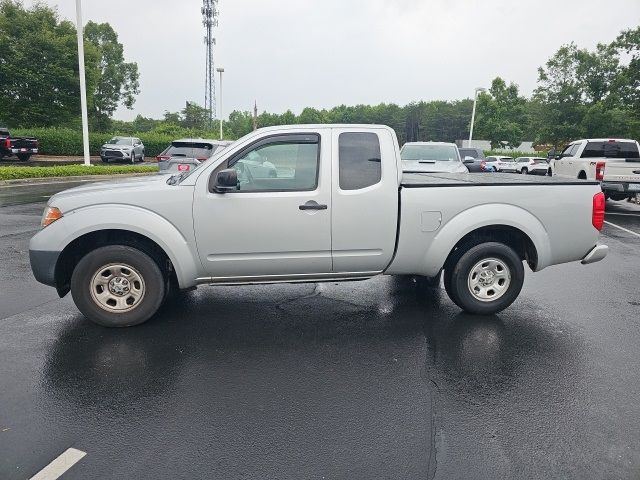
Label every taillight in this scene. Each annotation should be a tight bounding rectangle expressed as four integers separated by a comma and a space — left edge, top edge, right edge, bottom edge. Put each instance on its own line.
480, 160, 486, 170
196, 156, 208, 162
592, 192, 605, 231
4, 138, 9, 149
156, 155, 170, 162
595, 161, 605, 181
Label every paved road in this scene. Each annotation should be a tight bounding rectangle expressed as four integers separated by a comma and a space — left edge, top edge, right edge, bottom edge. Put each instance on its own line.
1, 181, 640, 479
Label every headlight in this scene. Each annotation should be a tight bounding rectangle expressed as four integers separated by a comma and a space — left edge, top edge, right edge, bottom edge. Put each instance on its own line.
42, 206, 63, 227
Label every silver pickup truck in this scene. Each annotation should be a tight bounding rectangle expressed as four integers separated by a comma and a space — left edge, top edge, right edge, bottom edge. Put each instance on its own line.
30, 125, 608, 327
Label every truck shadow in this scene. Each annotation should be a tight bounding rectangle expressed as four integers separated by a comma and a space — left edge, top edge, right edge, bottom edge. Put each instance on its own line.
42, 277, 581, 408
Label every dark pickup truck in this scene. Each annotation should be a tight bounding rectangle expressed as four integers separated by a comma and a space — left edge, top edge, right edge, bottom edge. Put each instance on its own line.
0, 128, 39, 161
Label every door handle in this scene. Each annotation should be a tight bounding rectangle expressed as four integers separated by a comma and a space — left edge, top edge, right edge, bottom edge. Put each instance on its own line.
299, 200, 327, 211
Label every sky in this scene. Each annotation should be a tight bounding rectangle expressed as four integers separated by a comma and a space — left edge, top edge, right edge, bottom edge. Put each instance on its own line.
28, 0, 640, 121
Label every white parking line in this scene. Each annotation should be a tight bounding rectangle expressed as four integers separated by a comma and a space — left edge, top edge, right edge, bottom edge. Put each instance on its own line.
30, 448, 86, 480
604, 221, 640, 238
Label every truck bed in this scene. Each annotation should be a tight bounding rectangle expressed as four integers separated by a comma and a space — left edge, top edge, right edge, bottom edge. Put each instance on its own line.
401, 172, 599, 187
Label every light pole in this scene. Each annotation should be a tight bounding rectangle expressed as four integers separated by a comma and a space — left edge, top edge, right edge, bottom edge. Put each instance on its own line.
75, 0, 90, 166
468, 87, 486, 148
216, 67, 224, 140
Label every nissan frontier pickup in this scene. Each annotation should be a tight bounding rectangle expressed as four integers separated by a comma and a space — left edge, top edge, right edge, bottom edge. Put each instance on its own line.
30, 125, 608, 327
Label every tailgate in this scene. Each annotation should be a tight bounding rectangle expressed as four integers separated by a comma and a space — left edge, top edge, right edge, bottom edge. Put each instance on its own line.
12, 137, 38, 149
604, 158, 640, 183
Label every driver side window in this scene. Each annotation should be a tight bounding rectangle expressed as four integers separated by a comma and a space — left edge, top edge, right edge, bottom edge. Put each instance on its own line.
227, 135, 320, 192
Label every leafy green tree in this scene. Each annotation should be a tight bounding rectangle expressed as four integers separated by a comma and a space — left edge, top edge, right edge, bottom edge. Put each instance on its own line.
181, 101, 210, 129
611, 26, 640, 123
0, 0, 99, 127
475, 77, 527, 149
84, 21, 139, 131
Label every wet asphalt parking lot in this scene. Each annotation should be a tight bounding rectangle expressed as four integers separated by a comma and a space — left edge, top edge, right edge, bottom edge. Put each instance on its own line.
1, 180, 640, 479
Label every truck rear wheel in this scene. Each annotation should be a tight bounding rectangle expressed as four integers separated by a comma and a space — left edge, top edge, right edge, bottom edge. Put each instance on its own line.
70, 245, 165, 327
16, 153, 31, 162
444, 242, 524, 315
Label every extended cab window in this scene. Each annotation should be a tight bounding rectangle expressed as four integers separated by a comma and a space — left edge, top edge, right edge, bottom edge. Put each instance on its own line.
228, 135, 319, 192
560, 144, 579, 157
339, 133, 381, 190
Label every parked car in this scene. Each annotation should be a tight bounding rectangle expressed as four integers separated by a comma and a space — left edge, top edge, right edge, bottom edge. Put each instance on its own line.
0, 127, 39, 162
550, 138, 640, 201
400, 142, 468, 173
514, 157, 549, 175
30, 124, 608, 327
100, 137, 145, 163
485, 155, 516, 172
458, 147, 489, 173
156, 139, 231, 171
158, 158, 202, 175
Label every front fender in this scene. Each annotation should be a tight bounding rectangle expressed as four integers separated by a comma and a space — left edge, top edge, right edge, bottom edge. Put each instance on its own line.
29, 205, 201, 288
421, 203, 552, 277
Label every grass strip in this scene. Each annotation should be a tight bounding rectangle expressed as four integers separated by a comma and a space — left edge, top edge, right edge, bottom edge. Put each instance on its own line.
0, 164, 157, 181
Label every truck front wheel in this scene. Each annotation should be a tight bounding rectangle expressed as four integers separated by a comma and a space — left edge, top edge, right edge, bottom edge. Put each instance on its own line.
70, 245, 165, 327
444, 242, 524, 315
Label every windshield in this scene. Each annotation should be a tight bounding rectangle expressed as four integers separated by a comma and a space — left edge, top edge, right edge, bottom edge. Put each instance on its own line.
458, 148, 482, 159
106, 137, 133, 145
169, 139, 237, 185
401, 145, 459, 161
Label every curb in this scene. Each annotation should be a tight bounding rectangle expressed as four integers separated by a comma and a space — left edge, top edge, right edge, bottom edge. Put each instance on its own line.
0, 172, 157, 186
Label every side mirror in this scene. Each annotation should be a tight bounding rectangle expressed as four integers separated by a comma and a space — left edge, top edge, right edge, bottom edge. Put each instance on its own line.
463, 156, 475, 164
212, 168, 238, 193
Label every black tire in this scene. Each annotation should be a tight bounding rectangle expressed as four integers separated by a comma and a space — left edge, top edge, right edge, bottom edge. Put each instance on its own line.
444, 242, 524, 315
139, 150, 145, 162
522, 167, 528, 175
17, 153, 31, 162
101, 157, 108, 163
70, 245, 165, 327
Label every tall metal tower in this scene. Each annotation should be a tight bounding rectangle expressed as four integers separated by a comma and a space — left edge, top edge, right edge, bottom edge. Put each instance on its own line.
202, 0, 219, 127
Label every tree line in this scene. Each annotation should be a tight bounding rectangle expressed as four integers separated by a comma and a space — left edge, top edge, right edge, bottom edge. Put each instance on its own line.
0, 0, 638, 148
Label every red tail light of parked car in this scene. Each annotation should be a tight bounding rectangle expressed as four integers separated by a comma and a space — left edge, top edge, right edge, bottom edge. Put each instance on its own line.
595, 161, 605, 181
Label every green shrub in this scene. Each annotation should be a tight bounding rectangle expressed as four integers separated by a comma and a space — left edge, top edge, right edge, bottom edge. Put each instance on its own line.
0, 164, 156, 181
10, 127, 221, 157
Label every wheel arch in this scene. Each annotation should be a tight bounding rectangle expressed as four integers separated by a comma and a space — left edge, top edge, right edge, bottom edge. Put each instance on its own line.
32, 205, 202, 296
419, 204, 551, 277
54, 229, 180, 297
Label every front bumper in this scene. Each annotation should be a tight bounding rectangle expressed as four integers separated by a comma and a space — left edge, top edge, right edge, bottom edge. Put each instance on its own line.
29, 249, 60, 287
581, 244, 608, 265
601, 181, 640, 194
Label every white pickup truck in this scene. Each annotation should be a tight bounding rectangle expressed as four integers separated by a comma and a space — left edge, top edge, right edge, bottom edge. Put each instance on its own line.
551, 138, 640, 200
30, 125, 608, 327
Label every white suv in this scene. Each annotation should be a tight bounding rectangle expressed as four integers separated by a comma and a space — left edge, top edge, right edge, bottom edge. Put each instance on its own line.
485, 156, 516, 172
514, 157, 549, 175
